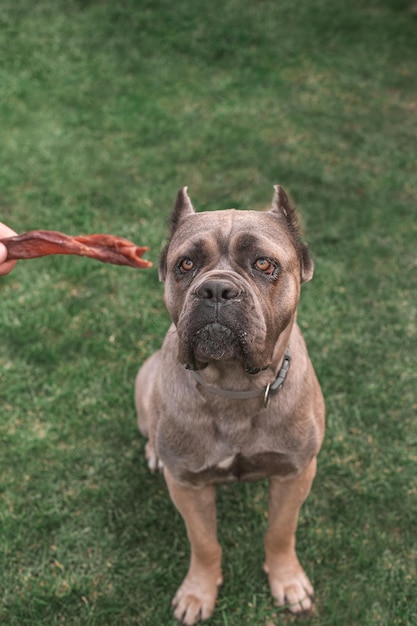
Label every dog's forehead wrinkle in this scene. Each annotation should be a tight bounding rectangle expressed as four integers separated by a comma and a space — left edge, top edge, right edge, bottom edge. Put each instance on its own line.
232, 231, 292, 258
173, 210, 293, 261
171, 233, 221, 264
175, 209, 258, 239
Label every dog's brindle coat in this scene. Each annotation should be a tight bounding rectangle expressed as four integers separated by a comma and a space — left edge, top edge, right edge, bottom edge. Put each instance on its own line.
135, 186, 325, 625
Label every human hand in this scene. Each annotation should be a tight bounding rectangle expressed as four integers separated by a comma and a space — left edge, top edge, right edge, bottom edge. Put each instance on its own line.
0, 222, 18, 275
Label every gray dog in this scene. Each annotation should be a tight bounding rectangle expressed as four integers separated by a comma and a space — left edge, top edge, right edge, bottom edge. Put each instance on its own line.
135, 186, 325, 625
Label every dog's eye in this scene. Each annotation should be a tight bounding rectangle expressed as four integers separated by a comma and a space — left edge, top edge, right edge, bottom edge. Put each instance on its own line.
179, 258, 194, 273
254, 258, 275, 275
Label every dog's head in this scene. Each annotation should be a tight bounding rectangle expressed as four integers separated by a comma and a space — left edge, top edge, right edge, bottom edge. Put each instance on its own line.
159, 186, 313, 373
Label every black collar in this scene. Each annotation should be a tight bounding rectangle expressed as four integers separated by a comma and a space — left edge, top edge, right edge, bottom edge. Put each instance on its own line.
189, 348, 291, 408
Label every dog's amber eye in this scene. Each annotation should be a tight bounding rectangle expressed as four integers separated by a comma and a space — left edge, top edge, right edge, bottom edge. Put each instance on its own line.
180, 258, 194, 273
254, 258, 275, 275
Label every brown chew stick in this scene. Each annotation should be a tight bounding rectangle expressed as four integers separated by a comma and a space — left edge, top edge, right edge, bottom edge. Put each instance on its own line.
1, 230, 152, 269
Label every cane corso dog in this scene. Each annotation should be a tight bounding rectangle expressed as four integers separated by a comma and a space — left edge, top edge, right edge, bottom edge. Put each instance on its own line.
135, 186, 325, 624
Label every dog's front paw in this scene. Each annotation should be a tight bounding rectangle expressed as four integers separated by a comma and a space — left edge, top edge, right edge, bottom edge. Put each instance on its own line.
145, 441, 163, 473
172, 573, 222, 625
264, 559, 314, 614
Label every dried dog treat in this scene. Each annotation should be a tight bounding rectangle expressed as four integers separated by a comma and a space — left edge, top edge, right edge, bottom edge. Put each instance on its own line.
1, 230, 152, 269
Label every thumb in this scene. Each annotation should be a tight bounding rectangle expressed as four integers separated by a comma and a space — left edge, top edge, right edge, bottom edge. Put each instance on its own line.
0, 242, 7, 263
0, 242, 17, 275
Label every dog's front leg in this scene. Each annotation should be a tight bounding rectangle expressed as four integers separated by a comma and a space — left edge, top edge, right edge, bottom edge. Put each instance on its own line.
164, 468, 223, 625
264, 457, 317, 614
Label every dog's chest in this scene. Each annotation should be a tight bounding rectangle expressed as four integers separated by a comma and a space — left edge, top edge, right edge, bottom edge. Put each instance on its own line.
173, 418, 300, 486
178, 450, 298, 486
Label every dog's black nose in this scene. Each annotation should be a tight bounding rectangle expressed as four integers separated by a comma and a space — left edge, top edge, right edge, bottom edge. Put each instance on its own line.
197, 280, 240, 302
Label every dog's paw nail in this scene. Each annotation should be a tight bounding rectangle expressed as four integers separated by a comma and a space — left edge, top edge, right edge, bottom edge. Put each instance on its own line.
147, 456, 164, 473
144, 441, 163, 473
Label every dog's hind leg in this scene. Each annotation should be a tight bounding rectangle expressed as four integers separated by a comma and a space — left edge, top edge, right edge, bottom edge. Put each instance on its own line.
263, 457, 317, 614
135, 351, 161, 437
164, 468, 223, 625
135, 352, 164, 472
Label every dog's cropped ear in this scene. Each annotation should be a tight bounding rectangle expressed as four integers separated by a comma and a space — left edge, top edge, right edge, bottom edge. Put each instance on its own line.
171, 186, 195, 230
269, 185, 314, 283
159, 187, 195, 282
269, 184, 297, 223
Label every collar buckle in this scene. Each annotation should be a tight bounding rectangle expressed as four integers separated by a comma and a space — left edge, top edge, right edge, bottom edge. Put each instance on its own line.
263, 382, 272, 408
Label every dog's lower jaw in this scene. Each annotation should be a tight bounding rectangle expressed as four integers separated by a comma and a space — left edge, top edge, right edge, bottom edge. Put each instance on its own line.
177, 335, 271, 375
182, 357, 270, 376
245, 363, 269, 375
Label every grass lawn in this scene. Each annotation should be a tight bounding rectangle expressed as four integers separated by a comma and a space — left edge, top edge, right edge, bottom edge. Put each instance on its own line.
1, 1, 416, 624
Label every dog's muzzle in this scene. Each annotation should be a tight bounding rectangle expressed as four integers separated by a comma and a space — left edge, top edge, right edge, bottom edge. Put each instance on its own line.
176, 272, 270, 372
190, 277, 244, 363
175, 275, 246, 367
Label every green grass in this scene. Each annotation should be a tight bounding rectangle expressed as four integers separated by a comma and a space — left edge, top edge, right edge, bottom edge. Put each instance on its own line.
1, 0, 416, 624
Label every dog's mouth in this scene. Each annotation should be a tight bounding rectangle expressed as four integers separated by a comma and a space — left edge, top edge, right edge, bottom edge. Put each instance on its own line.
191, 323, 242, 363
182, 322, 268, 374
